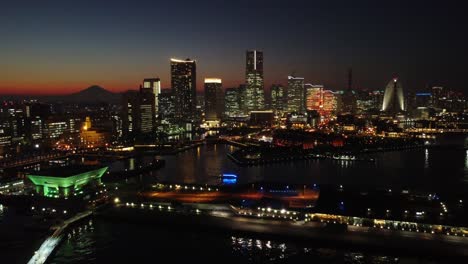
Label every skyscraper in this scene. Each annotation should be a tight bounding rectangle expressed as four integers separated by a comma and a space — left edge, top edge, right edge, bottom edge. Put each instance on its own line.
287, 76, 305, 113
139, 86, 156, 134
322, 90, 338, 116
158, 89, 175, 122
270, 84, 285, 114
121, 86, 156, 137
204, 78, 223, 122
382, 78, 405, 112
244, 50, 264, 113
122, 90, 140, 137
142, 78, 161, 114
171, 58, 196, 121
224, 88, 241, 118
305, 84, 323, 112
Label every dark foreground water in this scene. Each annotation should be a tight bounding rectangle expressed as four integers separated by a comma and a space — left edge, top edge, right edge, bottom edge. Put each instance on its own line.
50, 217, 439, 264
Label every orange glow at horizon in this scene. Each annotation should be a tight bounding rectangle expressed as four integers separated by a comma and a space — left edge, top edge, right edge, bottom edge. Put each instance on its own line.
0, 78, 249, 95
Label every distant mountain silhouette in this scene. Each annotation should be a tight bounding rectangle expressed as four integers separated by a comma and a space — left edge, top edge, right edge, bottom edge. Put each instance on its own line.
63, 85, 121, 103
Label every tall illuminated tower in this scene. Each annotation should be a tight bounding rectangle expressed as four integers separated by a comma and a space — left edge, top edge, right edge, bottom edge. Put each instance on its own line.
287, 76, 305, 113
171, 58, 196, 121
270, 84, 285, 114
142, 78, 161, 114
244, 50, 264, 113
382, 78, 405, 112
204, 78, 223, 121
305, 84, 323, 111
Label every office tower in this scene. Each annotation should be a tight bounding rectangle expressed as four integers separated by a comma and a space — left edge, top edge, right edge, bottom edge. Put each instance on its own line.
122, 91, 140, 136
224, 88, 241, 118
305, 84, 323, 112
30, 117, 43, 140
270, 84, 285, 114
382, 78, 405, 112
44, 119, 68, 139
204, 78, 223, 121
142, 78, 161, 114
244, 50, 264, 113
322, 90, 338, 116
158, 89, 175, 122
287, 76, 305, 113
121, 87, 155, 137
171, 58, 196, 121
139, 86, 156, 134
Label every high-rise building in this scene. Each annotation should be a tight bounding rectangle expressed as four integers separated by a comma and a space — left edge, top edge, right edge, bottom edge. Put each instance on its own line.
142, 78, 161, 114
270, 84, 285, 114
171, 58, 196, 121
139, 87, 156, 134
121, 86, 156, 137
244, 50, 264, 113
382, 78, 405, 112
305, 84, 323, 112
122, 91, 140, 136
225, 88, 242, 118
287, 76, 305, 113
322, 90, 338, 116
158, 89, 175, 122
204, 78, 223, 121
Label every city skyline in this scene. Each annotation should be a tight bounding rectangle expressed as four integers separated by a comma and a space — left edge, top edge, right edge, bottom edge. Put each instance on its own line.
1, 1, 466, 95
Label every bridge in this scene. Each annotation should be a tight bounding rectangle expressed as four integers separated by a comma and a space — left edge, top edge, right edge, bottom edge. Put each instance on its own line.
27, 210, 93, 264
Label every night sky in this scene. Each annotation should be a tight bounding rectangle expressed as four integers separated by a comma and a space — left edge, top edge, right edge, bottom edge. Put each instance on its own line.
1, 0, 466, 95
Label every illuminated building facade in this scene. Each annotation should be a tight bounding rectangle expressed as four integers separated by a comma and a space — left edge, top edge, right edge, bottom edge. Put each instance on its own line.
139, 87, 156, 134
287, 76, 305, 113
80, 117, 110, 147
171, 58, 196, 121
44, 119, 68, 139
27, 165, 108, 198
122, 90, 140, 136
204, 78, 224, 121
270, 84, 285, 114
142, 78, 161, 114
322, 90, 338, 116
244, 50, 265, 113
121, 86, 156, 137
158, 89, 175, 122
382, 78, 405, 112
305, 84, 323, 112
224, 88, 241, 118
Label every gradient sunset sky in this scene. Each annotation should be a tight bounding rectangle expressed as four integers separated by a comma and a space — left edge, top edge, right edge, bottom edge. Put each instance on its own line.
1, 0, 466, 95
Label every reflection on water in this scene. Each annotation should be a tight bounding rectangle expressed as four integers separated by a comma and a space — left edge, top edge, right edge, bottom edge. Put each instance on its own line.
129, 158, 135, 171
465, 150, 468, 169
231, 236, 306, 262
424, 148, 429, 169
51, 219, 414, 263
141, 144, 468, 192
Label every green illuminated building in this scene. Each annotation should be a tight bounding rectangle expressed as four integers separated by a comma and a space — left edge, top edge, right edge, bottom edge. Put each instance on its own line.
27, 165, 108, 198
